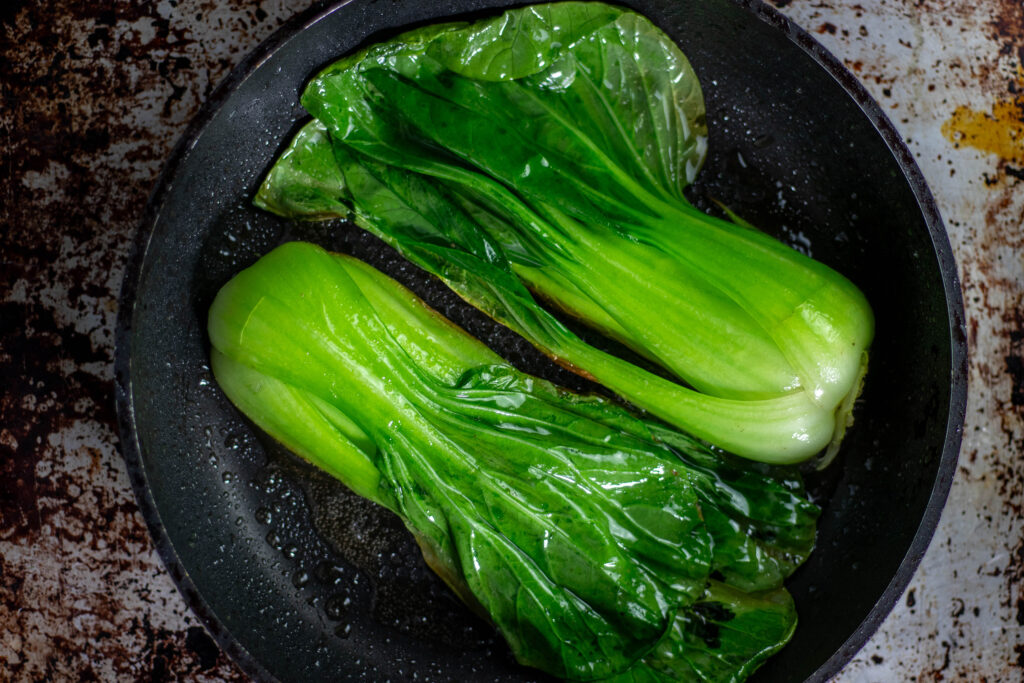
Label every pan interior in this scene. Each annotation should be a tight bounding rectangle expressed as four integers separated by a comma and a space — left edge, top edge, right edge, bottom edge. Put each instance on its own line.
121, 0, 962, 681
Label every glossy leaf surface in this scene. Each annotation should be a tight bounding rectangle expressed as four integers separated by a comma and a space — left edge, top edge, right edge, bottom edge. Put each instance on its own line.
208, 242, 817, 680
256, 2, 874, 464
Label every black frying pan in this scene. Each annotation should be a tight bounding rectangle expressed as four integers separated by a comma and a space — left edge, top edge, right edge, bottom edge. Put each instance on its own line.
114, 0, 967, 680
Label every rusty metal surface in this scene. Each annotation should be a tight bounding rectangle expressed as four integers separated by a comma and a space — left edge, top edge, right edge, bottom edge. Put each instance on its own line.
770, 2, 1024, 680
0, 0, 1019, 680
0, 1, 295, 678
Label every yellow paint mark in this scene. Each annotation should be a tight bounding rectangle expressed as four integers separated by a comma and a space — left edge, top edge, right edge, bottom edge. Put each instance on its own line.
942, 94, 1024, 165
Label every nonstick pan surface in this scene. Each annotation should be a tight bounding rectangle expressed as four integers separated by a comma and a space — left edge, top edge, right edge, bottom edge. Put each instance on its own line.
115, 0, 967, 680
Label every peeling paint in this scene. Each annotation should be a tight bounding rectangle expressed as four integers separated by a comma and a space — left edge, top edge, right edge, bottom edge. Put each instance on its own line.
942, 91, 1024, 168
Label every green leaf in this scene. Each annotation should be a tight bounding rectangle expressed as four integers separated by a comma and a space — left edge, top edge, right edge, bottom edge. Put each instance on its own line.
603, 582, 798, 683
210, 242, 714, 679
427, 2, 623, 81
209, 242, 817, 680
651, 425, 819, 591
257, 2, 872, 466
254, 120, 841, 464
253, 120, 351, 219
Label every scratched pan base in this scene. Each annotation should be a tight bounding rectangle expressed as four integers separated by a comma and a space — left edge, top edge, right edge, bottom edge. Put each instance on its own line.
115, 0, 966, 681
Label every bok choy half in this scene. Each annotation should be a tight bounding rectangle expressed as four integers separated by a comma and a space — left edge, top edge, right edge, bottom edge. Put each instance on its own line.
255, 1, 874, 465
207, 241, 819, 681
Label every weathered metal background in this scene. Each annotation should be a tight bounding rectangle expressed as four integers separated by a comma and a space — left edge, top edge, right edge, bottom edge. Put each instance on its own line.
0, 0, 1020, 680
778, 1, 1024, 680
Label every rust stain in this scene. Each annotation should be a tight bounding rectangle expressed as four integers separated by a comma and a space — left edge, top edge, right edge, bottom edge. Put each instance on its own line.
990, 0, 1024, 59
1009, 313, 1024, 409
940, 0, 1024, 172
0, 0, 292, 678
777, 0, 1024, 679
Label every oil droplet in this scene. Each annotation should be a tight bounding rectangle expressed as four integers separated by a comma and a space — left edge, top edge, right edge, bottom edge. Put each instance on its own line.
222, 471, 235, 484
266, 530, 283, 549
283, 544, 299, 559
255, 507, 273, 525
334, 623, 352, 639
292, 570, 310, 588
325, 593, 352, 620
315, 561, 345, 584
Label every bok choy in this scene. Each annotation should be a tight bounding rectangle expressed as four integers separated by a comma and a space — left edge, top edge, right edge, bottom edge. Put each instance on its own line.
208, 241, 818, 681
254, 1, 874, 465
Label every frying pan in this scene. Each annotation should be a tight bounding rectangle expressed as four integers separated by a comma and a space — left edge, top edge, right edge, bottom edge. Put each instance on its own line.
114, 0, 968, 680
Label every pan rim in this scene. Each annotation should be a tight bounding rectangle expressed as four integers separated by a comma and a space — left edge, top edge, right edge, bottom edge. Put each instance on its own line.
113, 1, 968, 681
